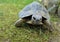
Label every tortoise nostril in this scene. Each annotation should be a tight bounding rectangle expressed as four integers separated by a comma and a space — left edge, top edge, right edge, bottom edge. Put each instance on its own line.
36, 20, 40, 21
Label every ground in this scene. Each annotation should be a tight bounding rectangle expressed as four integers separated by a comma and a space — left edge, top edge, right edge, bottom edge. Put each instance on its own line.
0, 0, 60, 42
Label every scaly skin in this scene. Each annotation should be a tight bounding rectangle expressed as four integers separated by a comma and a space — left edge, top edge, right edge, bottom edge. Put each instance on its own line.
15, 19, 27, 27
43, 20, 54, 32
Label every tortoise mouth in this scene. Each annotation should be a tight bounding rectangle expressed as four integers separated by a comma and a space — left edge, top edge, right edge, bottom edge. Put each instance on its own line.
32, 20, 43, 25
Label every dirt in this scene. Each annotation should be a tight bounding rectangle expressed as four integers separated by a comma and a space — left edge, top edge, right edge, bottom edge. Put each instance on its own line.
48, 22, 60, 42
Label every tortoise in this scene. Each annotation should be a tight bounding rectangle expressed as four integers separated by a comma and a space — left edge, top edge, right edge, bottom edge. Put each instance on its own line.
15, 1, 53, 32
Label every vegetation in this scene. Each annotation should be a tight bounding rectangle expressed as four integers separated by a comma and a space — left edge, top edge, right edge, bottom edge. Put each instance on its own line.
0, 0, 60, 42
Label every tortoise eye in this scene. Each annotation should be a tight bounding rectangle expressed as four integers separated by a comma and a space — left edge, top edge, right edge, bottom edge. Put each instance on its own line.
40, 18, 42, 20
33, 17, 36, 20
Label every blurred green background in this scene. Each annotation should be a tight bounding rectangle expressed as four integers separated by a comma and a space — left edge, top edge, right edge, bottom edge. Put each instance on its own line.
0, 0, 60, 42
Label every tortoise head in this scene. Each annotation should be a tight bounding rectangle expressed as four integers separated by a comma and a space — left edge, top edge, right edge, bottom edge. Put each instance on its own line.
32, 14, 42, 24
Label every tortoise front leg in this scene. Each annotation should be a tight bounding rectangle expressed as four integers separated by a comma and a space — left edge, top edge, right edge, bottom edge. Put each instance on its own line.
26, 20, 33, 24
15, 19, 27, 27
43, 20, 54, 32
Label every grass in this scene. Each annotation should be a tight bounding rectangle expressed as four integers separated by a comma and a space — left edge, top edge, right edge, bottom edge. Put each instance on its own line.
0, 0, 60, 42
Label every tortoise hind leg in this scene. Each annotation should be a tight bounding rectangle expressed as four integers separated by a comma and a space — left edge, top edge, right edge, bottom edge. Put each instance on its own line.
15, 19, 27, 27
